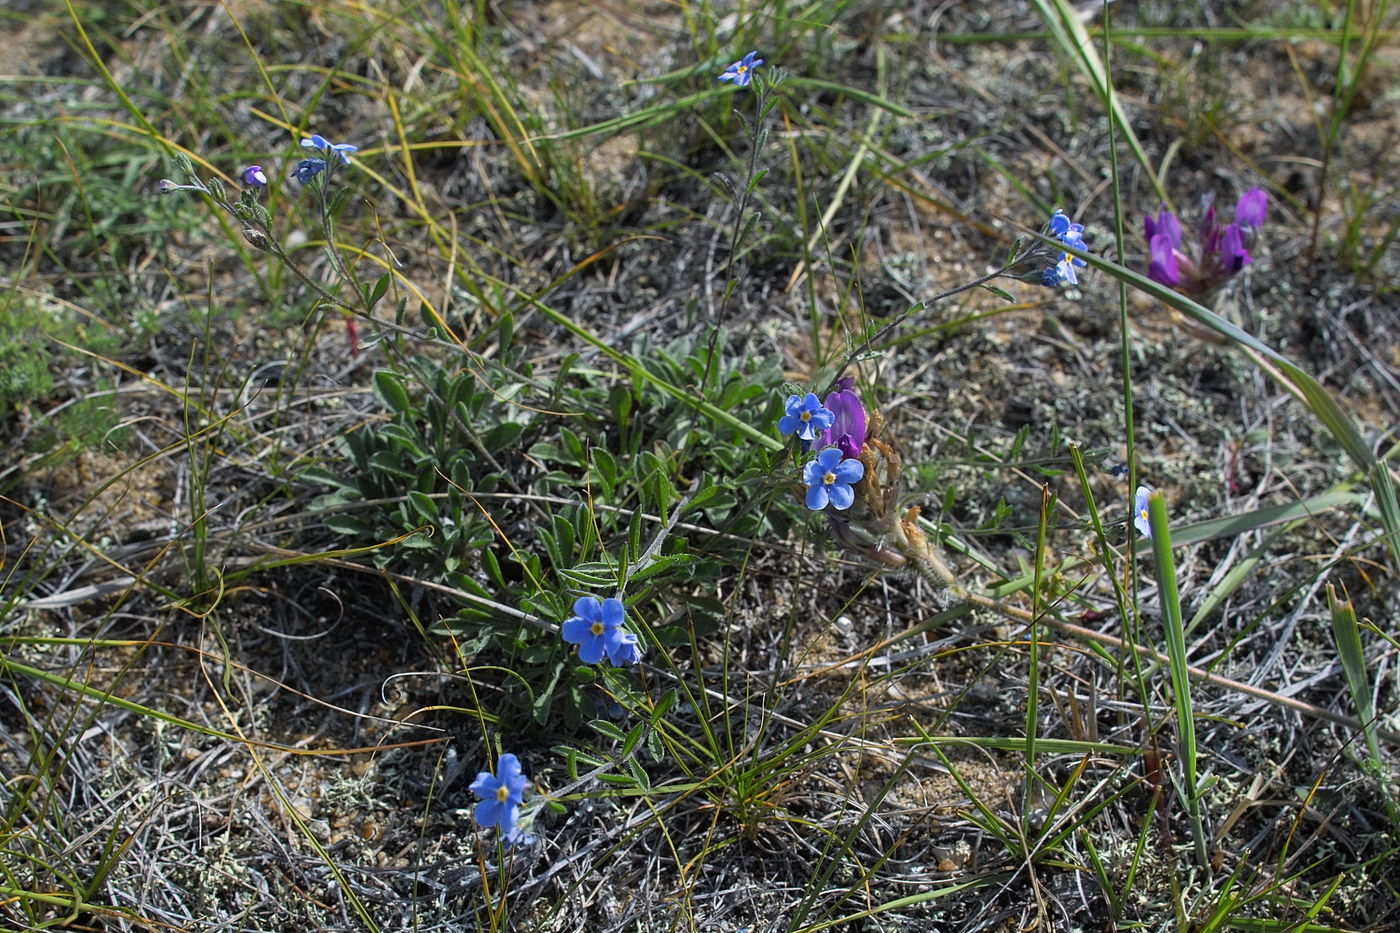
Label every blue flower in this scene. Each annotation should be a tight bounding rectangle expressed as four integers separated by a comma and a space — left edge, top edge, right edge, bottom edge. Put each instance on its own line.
802, 446, 864, 511
291, 158, 327, 184
561, 596, 643, 666
778, 392, 834, 441
242, 165, 268, 187
718, 51, 763, 87
1133, 485, 1152, 538
301, 134, 358, 164
1048, 209, 1084, 250
470, 753, 529, 835
1041, 209, 1087, 287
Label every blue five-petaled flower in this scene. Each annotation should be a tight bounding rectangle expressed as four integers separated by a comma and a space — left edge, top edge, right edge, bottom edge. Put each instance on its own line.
1133, 485, 1153, 539
718, 51, 763, 87
803, 447, 865, 511
561, 596, 643, 666
301, 134, 358, 164
778, 392, 835, 442
470, 753, 529, 836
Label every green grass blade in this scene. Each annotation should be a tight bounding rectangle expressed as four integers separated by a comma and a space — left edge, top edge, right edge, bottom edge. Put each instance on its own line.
1146, 490, 1207, 867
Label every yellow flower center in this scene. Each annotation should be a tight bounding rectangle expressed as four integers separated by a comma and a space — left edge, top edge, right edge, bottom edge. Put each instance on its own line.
496, 785, 510, 802
800, 411, 811, 422
823, 471, 837, 485
737, 65, 748, 74
591, 621, 605, 636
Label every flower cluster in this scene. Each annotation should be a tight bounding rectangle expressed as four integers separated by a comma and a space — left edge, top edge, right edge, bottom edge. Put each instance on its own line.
470, 752, 530, 840
292, 134, 357, 187
718, 51, 763, 87
1144, 188, 1266, 298
782, 378, 869, 512
1039, 209, 1088, 287
561, 596, 644, 666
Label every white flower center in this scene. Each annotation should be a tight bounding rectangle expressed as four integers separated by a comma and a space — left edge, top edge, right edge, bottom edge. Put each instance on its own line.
823, 471, 837, 485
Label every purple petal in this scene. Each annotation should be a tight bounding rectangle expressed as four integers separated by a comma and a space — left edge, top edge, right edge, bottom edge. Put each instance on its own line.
1235, 187, 1267, 230
1148, 234, 1179, 286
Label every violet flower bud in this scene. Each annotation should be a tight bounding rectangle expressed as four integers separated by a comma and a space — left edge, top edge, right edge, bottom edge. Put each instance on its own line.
242, 165, 268, 187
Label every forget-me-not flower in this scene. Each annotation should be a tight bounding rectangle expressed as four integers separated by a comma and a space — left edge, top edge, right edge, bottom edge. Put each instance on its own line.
1041, 209, 1087, 287
803, 447, 865, 511
718, 51, 763, 87
292, 158, 327, 185
561, 596, 643, 666
470, 753, 529, 835
300, 134, 358, 164
1133, 485, 1152, 539
778, 393, 835, 442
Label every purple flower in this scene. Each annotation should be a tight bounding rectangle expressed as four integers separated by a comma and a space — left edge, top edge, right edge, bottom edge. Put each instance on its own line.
1142, 190, 1260, 298
1148, 232, 1180, 287
470, 753, 529, 835
802, 446, 865, 511
1220, 223, 1250, 274
1235, 187, 1267, 233
1143, 205, 1182, 248
1133, 486, 1152, 539
291, 158, 327, 184
718, 51, 763, 87
819, 378, 866, 459
778, 392, 835, 442
242, 165, 268, 187
156, 178, 179, 194
300, 134, 358, 164
561, 596, 643, 666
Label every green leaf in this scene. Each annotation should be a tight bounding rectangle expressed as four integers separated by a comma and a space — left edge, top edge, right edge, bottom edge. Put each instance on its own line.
373, 370, 414, 416
589, 719, 626, 743
324, 514, 374, 536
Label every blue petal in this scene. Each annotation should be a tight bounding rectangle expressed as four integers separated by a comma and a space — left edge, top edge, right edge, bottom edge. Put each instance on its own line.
832, 459, 864, 483
572, 596, 601, 622
802, 459, 827, 486
826, 483, 855, 510
468, 771, 496, 797
576, 633, 606, 665
805, 484, 829, 510
816, 447, 844, 470
561, 616, 593, 645
600, 597, 625, 627
474, 798, 504, 829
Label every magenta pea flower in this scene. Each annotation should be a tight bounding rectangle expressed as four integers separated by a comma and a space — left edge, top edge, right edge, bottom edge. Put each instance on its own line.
470, 753, 529, 835
802, 447, 865, 511
1234, 187, 1267, 240
819, 378, 867, 459
718, 51, 763, 87
1142, 188, 1264, 299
